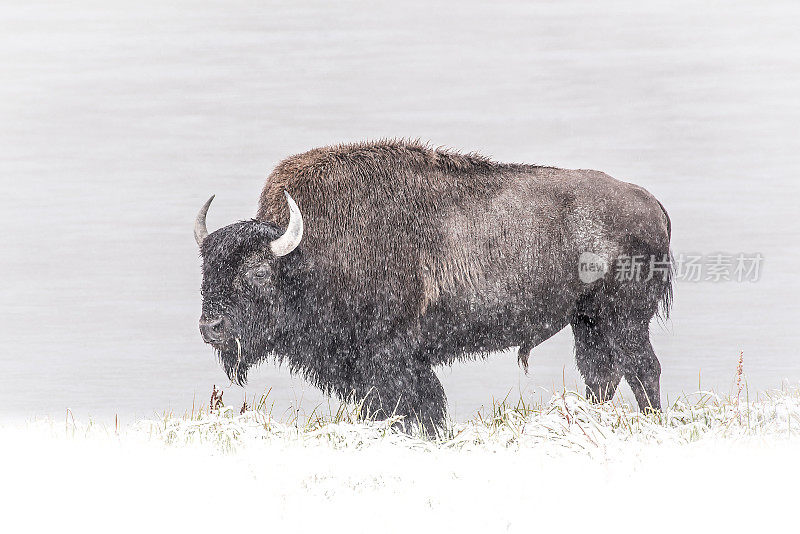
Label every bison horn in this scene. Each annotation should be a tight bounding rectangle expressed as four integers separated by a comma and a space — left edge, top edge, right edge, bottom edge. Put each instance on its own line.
270, 191, 304, 257
194, 195, 215, 246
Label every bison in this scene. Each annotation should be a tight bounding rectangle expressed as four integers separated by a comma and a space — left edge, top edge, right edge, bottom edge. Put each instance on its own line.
195, 140, 672, 433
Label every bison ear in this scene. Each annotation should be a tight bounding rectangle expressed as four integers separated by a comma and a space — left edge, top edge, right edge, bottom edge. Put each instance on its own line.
270, 191, 304, 257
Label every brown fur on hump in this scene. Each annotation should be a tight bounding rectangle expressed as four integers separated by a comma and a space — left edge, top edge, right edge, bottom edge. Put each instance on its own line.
257, 139, 515, 320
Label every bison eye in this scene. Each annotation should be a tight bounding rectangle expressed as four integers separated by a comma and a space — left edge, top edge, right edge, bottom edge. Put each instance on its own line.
253, 267, 268, 280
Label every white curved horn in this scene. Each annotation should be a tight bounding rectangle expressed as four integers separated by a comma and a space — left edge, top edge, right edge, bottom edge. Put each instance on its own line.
194, 195, 215, 246
270, 191, 304, 257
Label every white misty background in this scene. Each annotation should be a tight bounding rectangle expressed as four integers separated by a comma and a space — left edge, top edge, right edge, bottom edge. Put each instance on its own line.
1, 0, 799, 422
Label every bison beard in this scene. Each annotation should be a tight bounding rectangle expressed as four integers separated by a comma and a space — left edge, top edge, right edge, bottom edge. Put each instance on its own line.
196, 139, 673, 435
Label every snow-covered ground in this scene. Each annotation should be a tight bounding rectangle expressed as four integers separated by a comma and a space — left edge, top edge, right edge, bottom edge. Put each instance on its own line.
3, 390, 797, 533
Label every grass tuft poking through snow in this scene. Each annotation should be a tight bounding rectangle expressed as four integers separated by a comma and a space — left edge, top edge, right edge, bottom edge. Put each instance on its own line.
137, 386, 800, 456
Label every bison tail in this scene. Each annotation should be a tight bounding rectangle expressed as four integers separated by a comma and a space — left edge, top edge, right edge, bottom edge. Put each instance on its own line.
656, 250, 674, 322
655, 198, 673, 322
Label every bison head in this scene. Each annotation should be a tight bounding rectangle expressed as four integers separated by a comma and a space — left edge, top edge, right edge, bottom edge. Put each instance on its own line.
194, 192, 303, 385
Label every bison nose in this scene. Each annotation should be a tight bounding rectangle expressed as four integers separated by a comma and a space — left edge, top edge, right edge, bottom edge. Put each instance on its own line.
199, 316, 230, 344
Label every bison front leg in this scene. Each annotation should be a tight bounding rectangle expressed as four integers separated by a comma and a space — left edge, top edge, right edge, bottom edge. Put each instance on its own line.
355, 357, 447, 436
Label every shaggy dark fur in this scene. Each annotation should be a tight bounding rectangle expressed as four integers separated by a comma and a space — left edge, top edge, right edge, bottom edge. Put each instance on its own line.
198, 140, 672, 433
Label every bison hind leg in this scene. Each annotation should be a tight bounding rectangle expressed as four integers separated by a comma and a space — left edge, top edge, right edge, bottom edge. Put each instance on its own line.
611, 321, 662, 412
574, 281, 664, 411
571, 311, 623, 403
